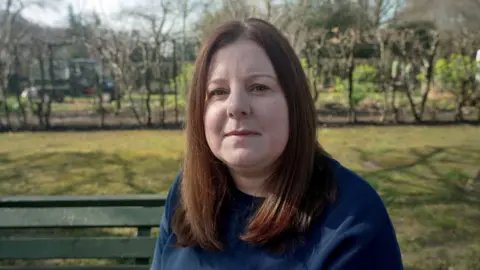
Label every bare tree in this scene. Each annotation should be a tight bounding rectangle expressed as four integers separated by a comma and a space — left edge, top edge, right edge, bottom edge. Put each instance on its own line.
176, 0, 205, 124
417, 30, 440, 120
448, 30, 480, 121
195, 0, 252, 42
122, 0, 176, 127
369, 0, 403, 26
29, 39, 47, 127
388, 27, 440, 122
0, 0, 61, 129
27, 39, 72, 129
329, 28, 363, 123
85, 20, 108, 128
0, 0, 24, 127
390, 29, 419, 122
397, 0, 480, 32
275, 0, 312, 55
99, 29, 143, 125
303, 28, 330, 103
374, 28, 396, 122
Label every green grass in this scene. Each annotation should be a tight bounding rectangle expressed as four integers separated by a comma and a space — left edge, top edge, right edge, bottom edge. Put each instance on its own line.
0, 126, 479, 269
0, 130, 183, 195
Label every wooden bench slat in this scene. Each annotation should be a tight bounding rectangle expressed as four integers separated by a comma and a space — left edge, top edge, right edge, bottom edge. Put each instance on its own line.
0, 195, 166, 208
0, 237, 157, 259
0, 266, 149, 270
0, 207, 163, 228
0, 195, 163, 268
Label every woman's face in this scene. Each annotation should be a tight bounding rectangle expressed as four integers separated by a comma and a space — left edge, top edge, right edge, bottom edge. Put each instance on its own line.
204, 39, 289, 176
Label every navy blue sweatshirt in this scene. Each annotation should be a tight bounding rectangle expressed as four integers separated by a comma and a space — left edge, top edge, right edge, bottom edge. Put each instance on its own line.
150, 159, 403, 269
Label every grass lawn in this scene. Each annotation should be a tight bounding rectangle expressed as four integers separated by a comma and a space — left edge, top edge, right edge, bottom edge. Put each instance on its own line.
0, 126, 479, 269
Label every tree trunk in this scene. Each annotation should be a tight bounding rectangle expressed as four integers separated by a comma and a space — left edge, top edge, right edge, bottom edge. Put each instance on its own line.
173, 40, 179, 125
145, 90, 152, 127
37, 55, 46, 128
45, 45, 56, 129
160, 88, 166, 127
12, 47, 27, 126
380, 82, 389, 123
45, 94, 53, 129
405, 84, 421, 122
419, 34, 439, 120
1, 68, 12, 128
454, 81, 468, 121
1, 90, 11, 128
116, 96, 122, 115
128, 87, 142, 125
347, 54, 356, 123
32, 93, 44, 128
418, 60, 435, 120
15, 92, 27, 126
403, 62, 421, 122
313, 78, 319, 104
98, 91, 105, 128
111, 73, 122, 115
143, 44, 153, 127
477, 103, 480, 121
391, 85, 400, 123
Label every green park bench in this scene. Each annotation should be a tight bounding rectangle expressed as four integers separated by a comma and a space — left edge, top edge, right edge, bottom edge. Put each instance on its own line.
0, 195, 166, 270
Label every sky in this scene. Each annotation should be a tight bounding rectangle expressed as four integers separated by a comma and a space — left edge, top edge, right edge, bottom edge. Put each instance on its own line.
19, 0, 204, 34
21, 0, 139, 28
21, 0, 401, 29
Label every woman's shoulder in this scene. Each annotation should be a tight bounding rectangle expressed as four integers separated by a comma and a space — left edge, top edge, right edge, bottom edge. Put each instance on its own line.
326, 158, 389, 221
309, 157, 398, 244
302, 158, 403, 269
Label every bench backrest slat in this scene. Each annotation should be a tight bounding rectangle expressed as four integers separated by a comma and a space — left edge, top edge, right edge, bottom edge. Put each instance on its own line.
0, 195, 166, 208
0, 237, 156, 260
0, 265, 150, 270
0, 195, 166, 269
0, 207, 163, 228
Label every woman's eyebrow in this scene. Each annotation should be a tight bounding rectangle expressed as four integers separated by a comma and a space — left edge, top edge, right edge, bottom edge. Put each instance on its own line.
207, 73, 277, 85
244, 72, 277, 80
207, 77, 228, 85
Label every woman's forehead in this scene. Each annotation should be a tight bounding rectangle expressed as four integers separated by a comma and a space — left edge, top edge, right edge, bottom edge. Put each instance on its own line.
207, 40, 276, 80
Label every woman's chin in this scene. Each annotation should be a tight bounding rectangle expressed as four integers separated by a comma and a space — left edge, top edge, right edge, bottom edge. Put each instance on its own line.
222, 152, 264, 169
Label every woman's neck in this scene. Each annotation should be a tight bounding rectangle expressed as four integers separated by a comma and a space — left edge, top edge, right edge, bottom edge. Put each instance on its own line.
229, 168, 271, 197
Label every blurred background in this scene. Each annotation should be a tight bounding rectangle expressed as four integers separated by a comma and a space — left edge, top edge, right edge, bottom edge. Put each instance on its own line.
0, 0, 479, 269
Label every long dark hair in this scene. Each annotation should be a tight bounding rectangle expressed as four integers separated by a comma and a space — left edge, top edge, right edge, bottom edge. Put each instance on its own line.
172, 17, 337, 253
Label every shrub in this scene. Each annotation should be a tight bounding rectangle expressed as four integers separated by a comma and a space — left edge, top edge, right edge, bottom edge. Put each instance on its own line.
435, 54, 480, 94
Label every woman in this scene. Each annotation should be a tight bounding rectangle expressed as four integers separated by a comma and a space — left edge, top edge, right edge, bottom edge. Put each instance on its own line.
150, 18, 403, 270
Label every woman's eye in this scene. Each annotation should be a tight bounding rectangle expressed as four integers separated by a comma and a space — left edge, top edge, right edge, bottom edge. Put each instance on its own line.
250, 84, 269, 92
209, 89, 228, 96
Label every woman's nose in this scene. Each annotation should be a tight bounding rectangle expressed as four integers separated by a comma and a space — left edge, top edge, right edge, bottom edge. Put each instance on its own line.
226, 87, 252, 118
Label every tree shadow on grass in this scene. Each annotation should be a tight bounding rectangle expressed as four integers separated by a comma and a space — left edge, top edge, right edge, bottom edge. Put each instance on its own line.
351, 145, 480, 269
0, 153, 11, 164
353, 145, 480, 208
0, 151, 182, 195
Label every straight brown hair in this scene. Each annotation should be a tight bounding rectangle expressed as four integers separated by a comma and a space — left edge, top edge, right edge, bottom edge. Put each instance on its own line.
172, 17, 337, 253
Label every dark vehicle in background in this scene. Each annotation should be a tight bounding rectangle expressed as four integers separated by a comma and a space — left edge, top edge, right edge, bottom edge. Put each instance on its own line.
25, 58, 119, 103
